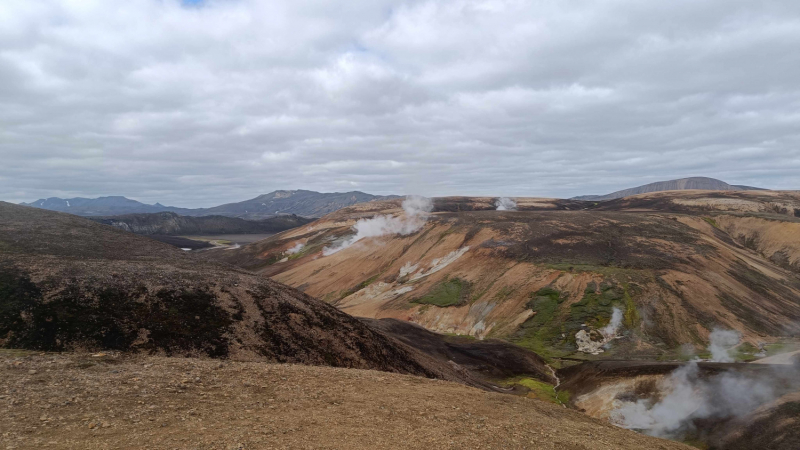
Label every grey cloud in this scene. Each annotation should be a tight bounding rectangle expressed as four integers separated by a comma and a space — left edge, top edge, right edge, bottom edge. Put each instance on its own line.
1, 0, 799, 207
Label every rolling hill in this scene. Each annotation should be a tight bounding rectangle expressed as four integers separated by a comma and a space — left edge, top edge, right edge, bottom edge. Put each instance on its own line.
0, 202, 464, 378
0, 351, 691, 450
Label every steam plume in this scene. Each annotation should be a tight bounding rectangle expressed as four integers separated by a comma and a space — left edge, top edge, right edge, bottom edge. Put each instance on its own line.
323, 196, 433, 256
611, 362, 785, 438
286, 242, 304, 255
601, 307, 624, 338
495, 197, 517, 211
708, 328, 741, 362
610, 328, 799, 441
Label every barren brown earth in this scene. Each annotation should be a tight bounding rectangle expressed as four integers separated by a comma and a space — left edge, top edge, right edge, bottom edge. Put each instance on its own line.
0, 351, 691, 450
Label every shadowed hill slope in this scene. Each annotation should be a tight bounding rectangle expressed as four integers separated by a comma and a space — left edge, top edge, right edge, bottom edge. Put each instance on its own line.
363, 318, 555, 384
0, 202, 475, 380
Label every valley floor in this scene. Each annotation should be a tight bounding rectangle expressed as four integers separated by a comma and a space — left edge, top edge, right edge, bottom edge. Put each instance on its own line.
0, 351, 689, 450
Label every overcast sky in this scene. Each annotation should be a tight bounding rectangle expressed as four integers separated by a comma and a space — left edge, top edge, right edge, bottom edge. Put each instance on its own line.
2, 0, 799, 207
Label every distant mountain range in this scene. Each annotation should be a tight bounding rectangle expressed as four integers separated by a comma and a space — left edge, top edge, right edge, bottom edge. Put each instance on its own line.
22, 196, 180, 216
572, 177, 765, 201
20, 178, 770, 217
194, 190, 400, 219
21, 190, 400, 219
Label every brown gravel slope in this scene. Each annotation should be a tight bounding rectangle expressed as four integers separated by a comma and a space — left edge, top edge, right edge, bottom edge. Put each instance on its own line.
0, 351, 690, 450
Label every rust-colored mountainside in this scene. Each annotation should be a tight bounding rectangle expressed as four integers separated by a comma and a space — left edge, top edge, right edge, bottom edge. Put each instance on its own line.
204, 190, 800, 362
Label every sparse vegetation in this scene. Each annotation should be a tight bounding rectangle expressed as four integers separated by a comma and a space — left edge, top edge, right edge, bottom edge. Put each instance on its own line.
513, 288, 567, 358
412, 277, 469, 307
493, 285, 516, 302
702, 217, 720, 229
341, 273, 383, 299
511, 377, 570, 404
513, 281, 633, 359
621, 283, 640, 329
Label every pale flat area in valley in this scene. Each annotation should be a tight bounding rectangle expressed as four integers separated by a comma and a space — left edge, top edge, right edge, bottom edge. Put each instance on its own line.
752, 349, 800, 365
183, 234, 275, 247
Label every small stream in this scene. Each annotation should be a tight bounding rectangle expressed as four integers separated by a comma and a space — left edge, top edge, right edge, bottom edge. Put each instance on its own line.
547, 364, 566, 408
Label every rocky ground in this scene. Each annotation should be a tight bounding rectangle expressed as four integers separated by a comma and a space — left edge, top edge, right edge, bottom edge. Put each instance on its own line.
0, 350, 690, 450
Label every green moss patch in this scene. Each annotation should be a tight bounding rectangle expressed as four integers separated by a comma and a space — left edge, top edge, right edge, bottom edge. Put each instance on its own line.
514, 377, 570, 404
702, 217, 720, 229
412, 277, 469, 307
513, 281, 636, 359
512, 288, 567, 358
731, 342, 760, 362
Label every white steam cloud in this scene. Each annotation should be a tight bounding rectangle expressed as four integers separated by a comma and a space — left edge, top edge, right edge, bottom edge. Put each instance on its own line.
601, 307, 624, 338
323, 196, 433, 256
708, 328, 742, 363
610, 327, 799, 441
286, 242, 304, 255
495, 197, 517, 211
576, 307, 625, 354
611, 362, 781, 438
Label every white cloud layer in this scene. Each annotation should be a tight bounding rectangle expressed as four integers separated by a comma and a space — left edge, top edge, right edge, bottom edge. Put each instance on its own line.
2, 0, 800, 206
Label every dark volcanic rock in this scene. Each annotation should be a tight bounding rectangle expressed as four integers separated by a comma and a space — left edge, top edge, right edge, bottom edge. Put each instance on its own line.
363, 318, 554, 385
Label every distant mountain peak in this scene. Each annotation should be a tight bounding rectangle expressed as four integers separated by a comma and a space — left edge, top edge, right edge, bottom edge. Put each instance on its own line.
572, 177, 765, 201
